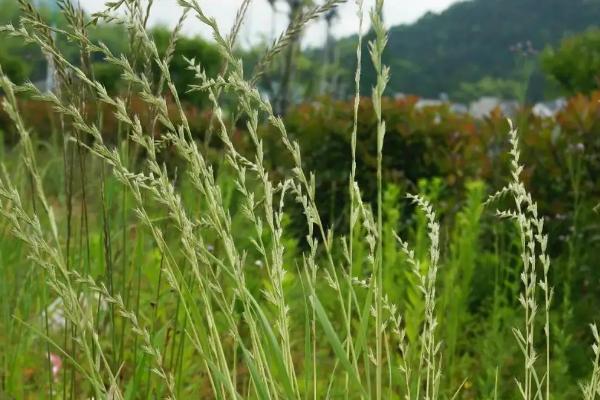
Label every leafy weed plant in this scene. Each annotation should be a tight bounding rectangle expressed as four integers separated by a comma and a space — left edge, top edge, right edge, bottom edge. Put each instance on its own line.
0, 0, 598, 399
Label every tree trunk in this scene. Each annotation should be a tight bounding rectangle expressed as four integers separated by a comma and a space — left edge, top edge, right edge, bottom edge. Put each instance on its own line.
277, 0, 302, 116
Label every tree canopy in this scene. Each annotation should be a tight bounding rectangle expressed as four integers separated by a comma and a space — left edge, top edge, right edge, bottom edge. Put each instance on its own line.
335, 0, 600, 102
542, 28, 600, 95
0, 0, 222, 105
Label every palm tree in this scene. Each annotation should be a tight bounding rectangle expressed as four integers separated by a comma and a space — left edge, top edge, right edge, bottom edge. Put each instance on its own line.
320, 8, 338, 95
276, 0, 305, 115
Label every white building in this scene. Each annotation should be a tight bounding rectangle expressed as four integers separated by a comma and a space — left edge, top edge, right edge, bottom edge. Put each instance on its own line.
532, 98, 567, 118
469, 97, 519, 119
34, 0, 59, 92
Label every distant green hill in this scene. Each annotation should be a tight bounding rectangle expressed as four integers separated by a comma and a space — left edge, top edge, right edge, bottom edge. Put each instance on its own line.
335, 0, 600, 102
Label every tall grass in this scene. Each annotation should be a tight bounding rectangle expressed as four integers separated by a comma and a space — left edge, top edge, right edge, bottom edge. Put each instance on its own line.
0, 0, 599, 399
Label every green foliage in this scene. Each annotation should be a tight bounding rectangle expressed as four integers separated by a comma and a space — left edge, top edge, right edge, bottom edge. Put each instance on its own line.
335, 0, 600, 101
440, 180, 485, 374
0, 1, 220, 99
92, 61, 122, 93
455, 76, 524, 102
152, 26, 222, 105
271, 94, 600, 226
0, 51, 30, 83
542, 28, 600, 95
1, 1, 600, 399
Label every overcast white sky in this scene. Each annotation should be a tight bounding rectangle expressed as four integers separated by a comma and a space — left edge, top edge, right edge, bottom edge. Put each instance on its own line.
78, 0, 461, 47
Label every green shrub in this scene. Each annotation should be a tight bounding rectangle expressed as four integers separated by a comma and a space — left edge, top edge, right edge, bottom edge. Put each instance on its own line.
0, 1, 599, 399
542, 29, 600, 95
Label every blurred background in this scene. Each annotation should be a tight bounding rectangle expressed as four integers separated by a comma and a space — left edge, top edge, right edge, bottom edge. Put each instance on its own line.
6, 0, 600, 107
4, 0, 599, 225
2, 1, 600, 397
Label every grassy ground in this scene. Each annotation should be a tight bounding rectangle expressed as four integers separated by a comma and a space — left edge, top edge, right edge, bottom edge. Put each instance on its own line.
0, 0, 599, 399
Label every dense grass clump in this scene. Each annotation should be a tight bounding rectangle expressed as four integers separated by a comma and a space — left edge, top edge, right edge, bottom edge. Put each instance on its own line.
0, 1, 599, 399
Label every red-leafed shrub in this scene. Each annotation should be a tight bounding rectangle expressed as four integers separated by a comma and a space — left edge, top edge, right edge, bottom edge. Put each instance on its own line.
261, 94, 600, 229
